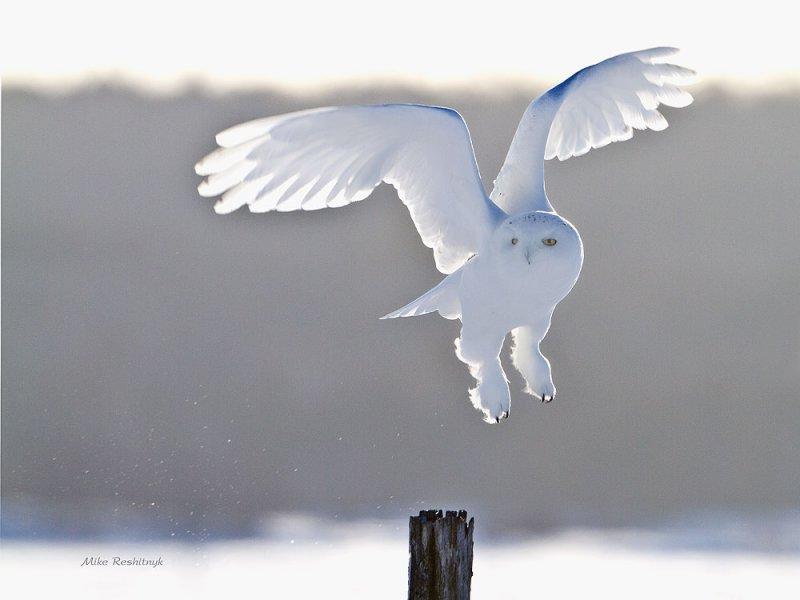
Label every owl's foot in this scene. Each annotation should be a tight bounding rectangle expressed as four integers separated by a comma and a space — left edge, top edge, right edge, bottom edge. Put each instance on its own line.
455, 331, 511, 424
523, 382, 556, 404
493, 408, 510, 423
469, 385, 510, 424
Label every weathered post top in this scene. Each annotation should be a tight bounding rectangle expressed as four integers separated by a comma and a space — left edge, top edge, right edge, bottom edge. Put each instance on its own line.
408, 510, 474, 600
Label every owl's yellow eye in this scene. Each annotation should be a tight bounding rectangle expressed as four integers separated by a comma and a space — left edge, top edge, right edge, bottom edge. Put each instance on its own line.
542, 238, 557, 246
511, 238, 518, 245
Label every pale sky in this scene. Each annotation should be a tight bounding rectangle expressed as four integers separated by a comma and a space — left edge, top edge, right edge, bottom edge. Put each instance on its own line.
2, 0, 798, 91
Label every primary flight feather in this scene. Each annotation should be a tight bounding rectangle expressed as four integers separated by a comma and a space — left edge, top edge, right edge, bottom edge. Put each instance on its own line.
195, 48, 696, 423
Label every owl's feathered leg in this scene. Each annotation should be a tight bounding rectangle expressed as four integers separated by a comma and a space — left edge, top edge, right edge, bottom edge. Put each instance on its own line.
511, 317, 556, 403
455, 327, 510, 423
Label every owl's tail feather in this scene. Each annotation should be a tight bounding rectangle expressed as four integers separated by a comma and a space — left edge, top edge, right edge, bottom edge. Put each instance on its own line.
380, 268, 462, 320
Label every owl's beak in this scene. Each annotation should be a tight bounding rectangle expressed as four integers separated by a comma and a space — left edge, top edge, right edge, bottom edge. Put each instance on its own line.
525, 248, 532, 265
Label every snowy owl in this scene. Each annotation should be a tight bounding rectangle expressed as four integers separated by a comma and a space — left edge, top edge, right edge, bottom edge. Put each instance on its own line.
195, 48, 695, 423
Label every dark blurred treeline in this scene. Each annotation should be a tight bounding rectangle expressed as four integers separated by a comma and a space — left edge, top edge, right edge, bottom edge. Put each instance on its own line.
2, 82, 799, 539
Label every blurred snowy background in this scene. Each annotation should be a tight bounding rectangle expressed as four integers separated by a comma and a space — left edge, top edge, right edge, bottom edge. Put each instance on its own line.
2, 0, 800, 597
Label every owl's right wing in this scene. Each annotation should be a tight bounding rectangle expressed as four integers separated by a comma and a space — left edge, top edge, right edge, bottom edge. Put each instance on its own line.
195, 104, 504, 274
491, 47, 696, 215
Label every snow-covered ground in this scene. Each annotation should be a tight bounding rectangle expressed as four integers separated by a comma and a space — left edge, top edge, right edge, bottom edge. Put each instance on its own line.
3, 521, 799, 599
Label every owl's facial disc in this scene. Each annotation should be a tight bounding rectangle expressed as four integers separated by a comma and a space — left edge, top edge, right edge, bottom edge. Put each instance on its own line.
497, 211, 582, 276
504, 226, 560, 266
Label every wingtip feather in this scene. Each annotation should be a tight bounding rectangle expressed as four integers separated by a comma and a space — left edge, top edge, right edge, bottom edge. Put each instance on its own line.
634, 46, 681, 63
213, 200, 237, 215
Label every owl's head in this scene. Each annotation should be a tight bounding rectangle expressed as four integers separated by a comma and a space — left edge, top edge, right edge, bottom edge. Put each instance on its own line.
492, 211, 584, 286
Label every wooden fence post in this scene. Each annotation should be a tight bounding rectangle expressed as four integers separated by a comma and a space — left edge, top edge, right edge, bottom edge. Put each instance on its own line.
408, 510, 474, 600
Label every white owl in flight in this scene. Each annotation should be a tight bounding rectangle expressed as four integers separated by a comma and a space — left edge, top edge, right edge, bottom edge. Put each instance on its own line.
195, 48, 695, 423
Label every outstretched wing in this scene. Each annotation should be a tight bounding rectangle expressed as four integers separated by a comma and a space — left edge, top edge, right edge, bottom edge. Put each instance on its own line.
491, 47, 696, 215
195, 104, 502, 274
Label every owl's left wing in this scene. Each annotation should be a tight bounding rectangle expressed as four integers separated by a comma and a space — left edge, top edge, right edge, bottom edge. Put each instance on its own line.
195, 104, 503, 274
491, 47, 696, 215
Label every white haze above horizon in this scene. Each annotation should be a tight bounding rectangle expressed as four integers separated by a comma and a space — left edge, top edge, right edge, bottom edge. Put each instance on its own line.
2, 0, 798, 93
